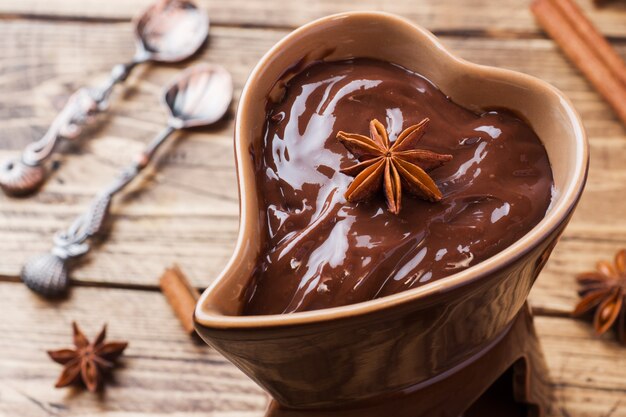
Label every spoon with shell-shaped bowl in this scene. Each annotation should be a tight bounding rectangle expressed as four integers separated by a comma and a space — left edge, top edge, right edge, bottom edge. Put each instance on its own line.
21, 63, 233, 297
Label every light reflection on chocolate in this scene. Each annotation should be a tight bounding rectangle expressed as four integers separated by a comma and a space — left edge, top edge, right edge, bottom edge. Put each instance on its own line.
243, 59, 553, 315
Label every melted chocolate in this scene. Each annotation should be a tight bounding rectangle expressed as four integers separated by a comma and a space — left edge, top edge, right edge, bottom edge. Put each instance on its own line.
243, 59, 553, 315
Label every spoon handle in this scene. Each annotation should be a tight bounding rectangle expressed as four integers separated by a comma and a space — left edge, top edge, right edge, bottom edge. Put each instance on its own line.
21, 125, 176, 297
0, 61, 140, 196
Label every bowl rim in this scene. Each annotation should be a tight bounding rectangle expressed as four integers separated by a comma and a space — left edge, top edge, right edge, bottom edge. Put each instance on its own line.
195, 10, 589, 329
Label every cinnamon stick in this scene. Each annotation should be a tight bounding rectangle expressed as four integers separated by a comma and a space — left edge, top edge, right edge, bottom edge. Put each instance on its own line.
159, 264, 200, 335
531, 0, 626, 127
551, 0, 626, 87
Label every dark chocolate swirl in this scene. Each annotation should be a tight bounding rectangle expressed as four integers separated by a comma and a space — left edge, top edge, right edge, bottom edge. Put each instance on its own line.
243, 59, 553, 315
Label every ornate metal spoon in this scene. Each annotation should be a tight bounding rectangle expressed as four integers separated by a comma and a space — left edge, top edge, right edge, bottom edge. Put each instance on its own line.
21, 64, 233, 297
0, 0, 209, 196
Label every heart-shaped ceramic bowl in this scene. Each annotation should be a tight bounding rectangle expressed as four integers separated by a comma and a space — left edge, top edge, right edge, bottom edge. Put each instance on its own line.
195, 11, 588, 412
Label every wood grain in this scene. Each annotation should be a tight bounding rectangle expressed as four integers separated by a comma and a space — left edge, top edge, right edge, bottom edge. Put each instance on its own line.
2, 1, 626, 416
0, 282, 267, 417
0, 0, 626, 39
0, 21, 625, 316
1, 282, 625, 417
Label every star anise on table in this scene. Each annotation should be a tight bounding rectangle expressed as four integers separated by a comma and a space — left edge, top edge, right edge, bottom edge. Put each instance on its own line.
336, 118, 452, 214
573, 249, 626, 344
47, 322, 128, 392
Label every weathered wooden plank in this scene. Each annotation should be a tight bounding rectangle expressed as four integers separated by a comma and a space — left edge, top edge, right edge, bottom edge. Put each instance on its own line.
0, 282, 268, 417
0, 21, 625, 315
1, 0, 626, 39
0, 22, 623, 144
536, 316, 626, 417
0, 282, 625, 416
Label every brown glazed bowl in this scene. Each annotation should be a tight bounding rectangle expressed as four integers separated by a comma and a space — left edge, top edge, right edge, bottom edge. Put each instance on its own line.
195, 11, 588, 411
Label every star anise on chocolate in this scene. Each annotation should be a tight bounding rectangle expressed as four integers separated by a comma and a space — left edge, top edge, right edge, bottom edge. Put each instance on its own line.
573, 249, 626, 344
337, 118, 452, 214
47, 322, 128, 392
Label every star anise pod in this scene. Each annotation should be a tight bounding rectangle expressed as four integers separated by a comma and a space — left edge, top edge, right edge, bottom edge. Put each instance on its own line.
47, 322, 128, 392
337, 118, 452, 214
573, 249, 626, 344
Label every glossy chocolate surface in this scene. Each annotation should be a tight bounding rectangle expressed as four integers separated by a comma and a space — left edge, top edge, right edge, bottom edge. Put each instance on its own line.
243, 59, 553, 315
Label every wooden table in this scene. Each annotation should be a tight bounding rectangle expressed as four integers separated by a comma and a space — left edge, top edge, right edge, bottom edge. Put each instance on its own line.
1, 1, 625, 416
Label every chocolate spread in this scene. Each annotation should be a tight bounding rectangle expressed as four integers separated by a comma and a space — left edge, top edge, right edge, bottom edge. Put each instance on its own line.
243, 59, 553, 315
